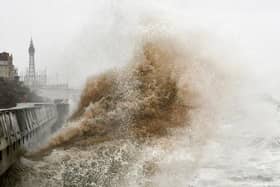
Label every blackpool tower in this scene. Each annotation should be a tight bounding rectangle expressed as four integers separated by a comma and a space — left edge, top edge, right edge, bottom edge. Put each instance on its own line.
28, 38, 36, 85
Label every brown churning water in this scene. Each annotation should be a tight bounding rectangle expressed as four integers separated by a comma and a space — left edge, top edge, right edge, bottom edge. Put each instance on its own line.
32, 33, 224, 155
12, 31, 229, 187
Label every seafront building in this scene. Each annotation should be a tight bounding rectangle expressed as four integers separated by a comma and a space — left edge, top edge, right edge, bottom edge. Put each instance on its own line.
0, 52, 18, 80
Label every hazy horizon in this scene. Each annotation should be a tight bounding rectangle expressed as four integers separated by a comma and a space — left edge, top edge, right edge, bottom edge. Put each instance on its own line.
1, 0, 280, 89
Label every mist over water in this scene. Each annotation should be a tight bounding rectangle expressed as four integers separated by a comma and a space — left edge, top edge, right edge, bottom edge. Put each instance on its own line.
19, 28, 230, 186
6, 1, 280, 187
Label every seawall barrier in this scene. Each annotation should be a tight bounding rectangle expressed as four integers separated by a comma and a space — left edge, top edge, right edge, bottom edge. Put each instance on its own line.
0, 102, 69, 175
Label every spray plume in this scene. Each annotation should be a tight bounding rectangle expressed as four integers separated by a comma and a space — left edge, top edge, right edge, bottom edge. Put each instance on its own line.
26, 30, 228, 158
19, 26, 234, 187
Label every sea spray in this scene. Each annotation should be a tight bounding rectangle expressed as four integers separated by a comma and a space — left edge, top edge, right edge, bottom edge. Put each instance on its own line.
19, 30, 230, 187
30, 32, 224, 152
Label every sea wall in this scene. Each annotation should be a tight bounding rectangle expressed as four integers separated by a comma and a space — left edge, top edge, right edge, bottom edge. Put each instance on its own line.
0, 102, 68, 175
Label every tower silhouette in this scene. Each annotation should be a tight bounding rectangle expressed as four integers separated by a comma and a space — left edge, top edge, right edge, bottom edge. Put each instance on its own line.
28, 38, 36, 85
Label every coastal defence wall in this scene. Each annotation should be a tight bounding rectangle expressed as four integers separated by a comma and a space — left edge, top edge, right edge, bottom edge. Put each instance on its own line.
0, 102, 69, 175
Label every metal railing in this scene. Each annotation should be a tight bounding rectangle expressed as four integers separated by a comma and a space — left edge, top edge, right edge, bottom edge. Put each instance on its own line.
0, 102, 66, 175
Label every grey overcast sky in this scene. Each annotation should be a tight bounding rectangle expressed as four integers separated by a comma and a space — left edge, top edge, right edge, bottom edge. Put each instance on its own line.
0, 0, 95, 86
1, 0, 280, 88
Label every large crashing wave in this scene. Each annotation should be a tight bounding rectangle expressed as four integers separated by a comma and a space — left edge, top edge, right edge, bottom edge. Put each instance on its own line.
20, 32, 229, 187
33, 34, 224, 153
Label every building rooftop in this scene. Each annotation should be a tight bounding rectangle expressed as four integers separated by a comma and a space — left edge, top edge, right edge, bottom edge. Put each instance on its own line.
0, 52, 10, 61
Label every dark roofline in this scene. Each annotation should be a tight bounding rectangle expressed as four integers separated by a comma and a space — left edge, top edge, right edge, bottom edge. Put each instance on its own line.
0, 52, 11, 61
